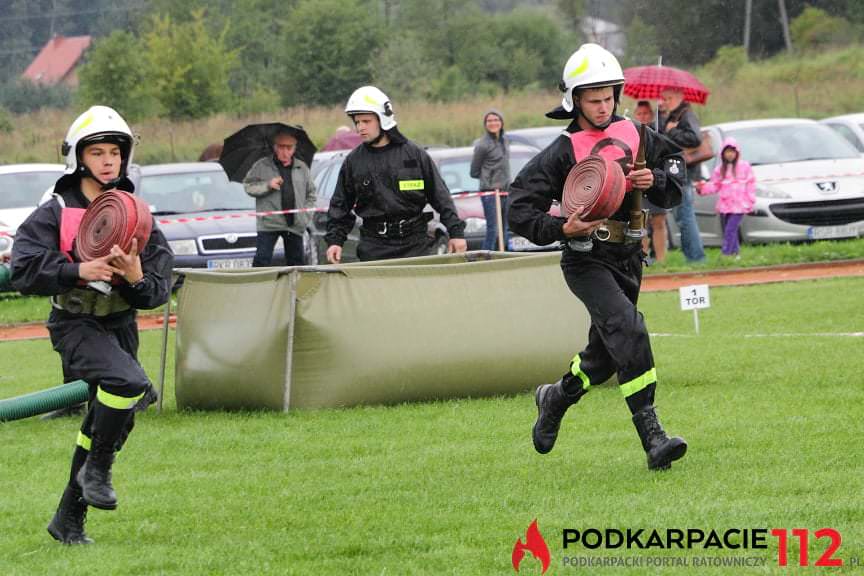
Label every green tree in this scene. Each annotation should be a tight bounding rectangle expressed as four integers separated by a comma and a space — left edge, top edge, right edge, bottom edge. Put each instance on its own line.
142, 10, 238, 119
76, 30, 155, 121
370, 32, 436, 101
790, 6, 855, 50
278, 0, 382, 106
621, 15, 660, 67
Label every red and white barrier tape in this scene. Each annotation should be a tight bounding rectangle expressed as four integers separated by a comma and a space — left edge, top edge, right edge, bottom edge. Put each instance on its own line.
758, 171, 864, 184
155, 191, 511, 225
156, 207, 326, 226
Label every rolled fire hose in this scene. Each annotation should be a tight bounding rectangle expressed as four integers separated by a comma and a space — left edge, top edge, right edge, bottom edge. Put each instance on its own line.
76, 190, 152, 262
0, 380, 89, 422
562, 155, 626, 222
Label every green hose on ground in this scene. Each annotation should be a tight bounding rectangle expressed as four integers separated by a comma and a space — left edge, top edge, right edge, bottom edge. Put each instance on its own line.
0, 263, 11, 290
0, 380, 90, 422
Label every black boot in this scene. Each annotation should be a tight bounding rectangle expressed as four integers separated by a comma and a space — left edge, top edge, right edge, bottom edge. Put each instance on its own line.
76, 444, 117, 510
532, 379, 581, 454
47, 485, 94, 545
631, 406, 687, 470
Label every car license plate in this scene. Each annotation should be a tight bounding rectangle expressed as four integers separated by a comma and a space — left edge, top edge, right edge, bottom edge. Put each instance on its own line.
807, 225, 859, 240
207, 257, 253, 270
509, 235, 558, 251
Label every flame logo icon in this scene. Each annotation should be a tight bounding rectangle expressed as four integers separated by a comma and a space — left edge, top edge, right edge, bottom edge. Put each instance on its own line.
512, 519, 551, 574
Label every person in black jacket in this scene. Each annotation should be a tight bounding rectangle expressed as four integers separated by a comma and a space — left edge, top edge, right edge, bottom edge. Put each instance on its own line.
11, 106, 173, 544
509, 44, 688, 471
325, 86, 466, 263
660, 87, 705, 263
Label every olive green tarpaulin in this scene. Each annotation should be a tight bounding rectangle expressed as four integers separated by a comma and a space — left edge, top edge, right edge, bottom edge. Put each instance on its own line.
174, 251, 590, 411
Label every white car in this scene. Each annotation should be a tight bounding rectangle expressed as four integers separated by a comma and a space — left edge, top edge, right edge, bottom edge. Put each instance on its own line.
681, 119, 864, 245
0, 163, 66, 233
821, 113, 864, 156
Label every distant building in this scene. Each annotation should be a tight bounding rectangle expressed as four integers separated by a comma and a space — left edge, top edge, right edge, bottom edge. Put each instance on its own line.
22, 35, 92, 87
580, 17, 626, 57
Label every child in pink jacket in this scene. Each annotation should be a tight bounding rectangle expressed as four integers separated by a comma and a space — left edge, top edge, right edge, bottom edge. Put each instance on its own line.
696, 137, 755, 256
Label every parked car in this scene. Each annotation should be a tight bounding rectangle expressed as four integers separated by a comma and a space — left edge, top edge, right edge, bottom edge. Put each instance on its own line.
429, 144, 557, 251
308, 151, 448, 264
670, 119, 864, 247
821, 113, 864, 156
137, 162, 286, 269
506, 126, 565, 151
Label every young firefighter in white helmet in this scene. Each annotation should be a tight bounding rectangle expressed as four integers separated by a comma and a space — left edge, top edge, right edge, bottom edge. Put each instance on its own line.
10, 105, 174, 544
508, 44, 690, 470
325, 86, 466, 262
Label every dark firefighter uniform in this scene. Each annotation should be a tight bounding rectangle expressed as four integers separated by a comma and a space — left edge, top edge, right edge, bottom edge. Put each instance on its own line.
11, 180, 173, 539
325, 129, 466, 261
509, 114, 685, 420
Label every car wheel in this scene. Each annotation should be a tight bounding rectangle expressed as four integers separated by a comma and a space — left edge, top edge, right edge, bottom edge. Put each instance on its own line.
303, 229, 319, 265
432, 234, 448, 255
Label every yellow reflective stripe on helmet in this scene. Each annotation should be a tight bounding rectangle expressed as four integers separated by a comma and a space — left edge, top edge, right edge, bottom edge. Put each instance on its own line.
363, 94, 379, 106
399, 180, 424, 191
568, 56, 589, 79
76, 431, 91, 451
70, 112, 95, 140
570, 354, 591, 390
619, 367, 657, 398
96, 386, 144, 410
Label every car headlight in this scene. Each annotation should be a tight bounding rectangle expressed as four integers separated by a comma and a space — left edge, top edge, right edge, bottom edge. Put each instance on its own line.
463, 217, 487, 236
755, 186, 791, 199
168, 239, 198, 255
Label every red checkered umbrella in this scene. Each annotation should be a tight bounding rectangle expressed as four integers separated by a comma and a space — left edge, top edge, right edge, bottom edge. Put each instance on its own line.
623, 65, 710, 105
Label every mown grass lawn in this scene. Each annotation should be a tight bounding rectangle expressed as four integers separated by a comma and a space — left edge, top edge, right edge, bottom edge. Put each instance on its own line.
1, 277, 862, 575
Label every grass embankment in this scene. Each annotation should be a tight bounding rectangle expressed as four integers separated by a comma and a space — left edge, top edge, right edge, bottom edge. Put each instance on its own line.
1, 277, 862, 574
2, 46, 863, 165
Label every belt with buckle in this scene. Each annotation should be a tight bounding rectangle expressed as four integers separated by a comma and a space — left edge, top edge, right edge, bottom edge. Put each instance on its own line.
362, 215, 425, 238
53, 288, 131, 316
567, 218, 645, 251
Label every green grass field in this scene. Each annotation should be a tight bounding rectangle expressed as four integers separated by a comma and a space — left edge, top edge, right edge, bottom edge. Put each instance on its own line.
1, 277, 863, 575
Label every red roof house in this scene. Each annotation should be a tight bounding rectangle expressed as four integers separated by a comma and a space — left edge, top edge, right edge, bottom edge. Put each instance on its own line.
22, 35, 92, 87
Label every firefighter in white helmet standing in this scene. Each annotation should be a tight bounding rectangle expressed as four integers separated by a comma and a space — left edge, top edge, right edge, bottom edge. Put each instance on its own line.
508, 44, 689, 470
11, 105, 173, 543
325, 86, 466, 263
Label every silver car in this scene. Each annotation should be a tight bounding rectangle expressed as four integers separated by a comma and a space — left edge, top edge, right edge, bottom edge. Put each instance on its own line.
678, 118, 864, 246
821, 113, 864, 156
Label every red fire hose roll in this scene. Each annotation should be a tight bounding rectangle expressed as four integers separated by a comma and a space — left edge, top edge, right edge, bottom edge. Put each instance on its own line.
562, 155, 626, 222
76, 190, 152, 262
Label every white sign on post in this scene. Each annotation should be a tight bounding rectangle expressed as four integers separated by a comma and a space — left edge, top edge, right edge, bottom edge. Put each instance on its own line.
679, 284, 710, 334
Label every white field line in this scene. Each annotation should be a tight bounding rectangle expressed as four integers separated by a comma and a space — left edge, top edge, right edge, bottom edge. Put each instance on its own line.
650, 332, 864, 338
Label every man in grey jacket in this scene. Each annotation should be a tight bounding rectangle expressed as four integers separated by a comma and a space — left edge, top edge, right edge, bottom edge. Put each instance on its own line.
243, 131, 317, 266
470, 109, 510, 250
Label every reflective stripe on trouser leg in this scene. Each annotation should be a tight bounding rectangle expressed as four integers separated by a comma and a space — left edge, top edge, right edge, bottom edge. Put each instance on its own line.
76, 431, 91, 451
569, 353, 592, 391
96, 386, 143, 410
619, 367, 657, 398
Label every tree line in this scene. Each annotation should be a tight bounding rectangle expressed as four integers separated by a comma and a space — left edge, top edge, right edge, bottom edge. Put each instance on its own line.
0, 0, 861, 121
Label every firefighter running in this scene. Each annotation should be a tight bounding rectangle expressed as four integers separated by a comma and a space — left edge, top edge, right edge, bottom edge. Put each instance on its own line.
10, 105, 173, 543
508, 44, 689, 470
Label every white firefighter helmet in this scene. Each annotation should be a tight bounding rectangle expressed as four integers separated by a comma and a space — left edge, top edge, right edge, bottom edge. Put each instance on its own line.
61, 105, 134, 178
344, 86, 397, 131
559, 43, 625, 113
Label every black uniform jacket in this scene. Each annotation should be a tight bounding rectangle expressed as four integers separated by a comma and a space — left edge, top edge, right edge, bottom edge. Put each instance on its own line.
11, 183, 174, 322
508, 116, 685, 247
661, 102, 702, 149
325, 130, 466, 246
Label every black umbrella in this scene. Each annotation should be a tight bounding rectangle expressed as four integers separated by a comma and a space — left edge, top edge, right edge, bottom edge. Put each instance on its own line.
219, 122, 317, 183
